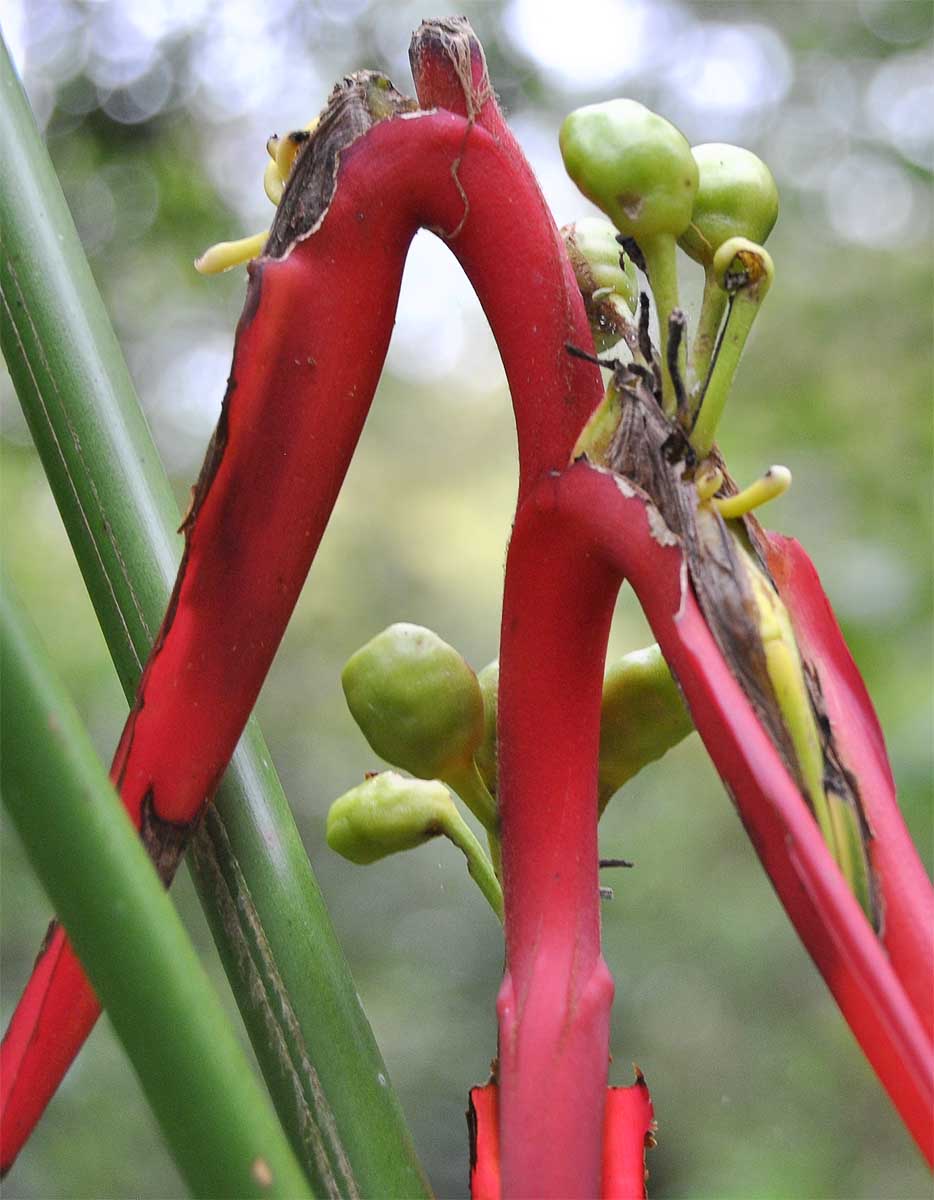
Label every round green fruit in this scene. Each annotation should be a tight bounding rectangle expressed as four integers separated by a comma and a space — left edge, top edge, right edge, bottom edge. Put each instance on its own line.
563, 218, 639, 312
679, 143, 779, 267
560, 99, 698, 242
474, 659, 499, 796
342, 623, 484, 781
326, 772, 456, 864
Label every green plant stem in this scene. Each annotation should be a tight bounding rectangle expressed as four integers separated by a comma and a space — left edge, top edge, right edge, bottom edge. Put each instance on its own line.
444, 760, 502, 877
0, 579, 313, 1200
0, 38, 429, 1198
441, 807, 504, 922
641, 233, 682, 415
690, 268, 728, 398
689, 291, 759, 458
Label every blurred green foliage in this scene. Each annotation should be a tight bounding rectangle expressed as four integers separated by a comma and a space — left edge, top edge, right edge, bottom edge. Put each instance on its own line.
1, 1, 931, 1197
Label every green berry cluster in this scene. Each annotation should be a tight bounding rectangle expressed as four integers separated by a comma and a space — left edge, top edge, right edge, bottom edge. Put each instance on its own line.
327, 623, 694, 921
329, 624, 503, 919
560, 101, 778, 458
560, 106, 874, 920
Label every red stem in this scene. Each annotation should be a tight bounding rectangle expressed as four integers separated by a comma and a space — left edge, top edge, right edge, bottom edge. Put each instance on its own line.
0, 74, 601, 1170
497, 477, 619, 1197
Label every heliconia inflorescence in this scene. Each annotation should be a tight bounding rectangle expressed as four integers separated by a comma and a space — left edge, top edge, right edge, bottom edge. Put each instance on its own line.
2, 16, 931, 1199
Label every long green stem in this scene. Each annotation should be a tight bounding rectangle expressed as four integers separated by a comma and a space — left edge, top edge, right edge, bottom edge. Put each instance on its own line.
689, 292, 758, 458
690, 239, 774, 460
0, 580, 313, 1200
0, 38, 428, 1198
444, 759, 502, 876
641, 233, 682, 415
690, 267, 728, 398
441, 806, 504, 922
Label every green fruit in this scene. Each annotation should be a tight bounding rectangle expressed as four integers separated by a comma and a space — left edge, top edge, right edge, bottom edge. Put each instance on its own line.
561, 99, 698, 415
342, 623, 484, 781
598, 645, 693, 809
679, 143, 779, 267
560, 99, 698, 242
326, 772, 504, 921
474, 659, 499, 796
326, 772, 456, 864
563, 218, 639, 313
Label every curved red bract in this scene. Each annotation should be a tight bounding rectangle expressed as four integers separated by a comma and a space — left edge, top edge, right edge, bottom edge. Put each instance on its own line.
766, 533, 934, 1039
0, 58, 602, 1175
503, 462, 933, 1171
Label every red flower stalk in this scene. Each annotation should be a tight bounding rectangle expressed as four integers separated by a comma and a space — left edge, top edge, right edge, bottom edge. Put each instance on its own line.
0, 23, 601, 1173
497, 475, 620, 1196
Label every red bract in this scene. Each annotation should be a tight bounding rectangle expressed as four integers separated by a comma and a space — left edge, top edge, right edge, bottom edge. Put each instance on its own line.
0, 22, 601, 1175
468, 1084, 502, 1200
498, 459, 932, 1187
766, 533, 934, 1040
468, 1076, 655, 1200
601, 1076, 656, 1200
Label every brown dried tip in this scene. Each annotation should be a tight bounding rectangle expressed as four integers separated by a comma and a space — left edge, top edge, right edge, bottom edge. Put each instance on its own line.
409, 16, 494, 119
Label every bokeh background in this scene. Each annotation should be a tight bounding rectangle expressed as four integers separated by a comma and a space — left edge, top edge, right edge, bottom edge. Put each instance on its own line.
1, 1, 931, 1197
